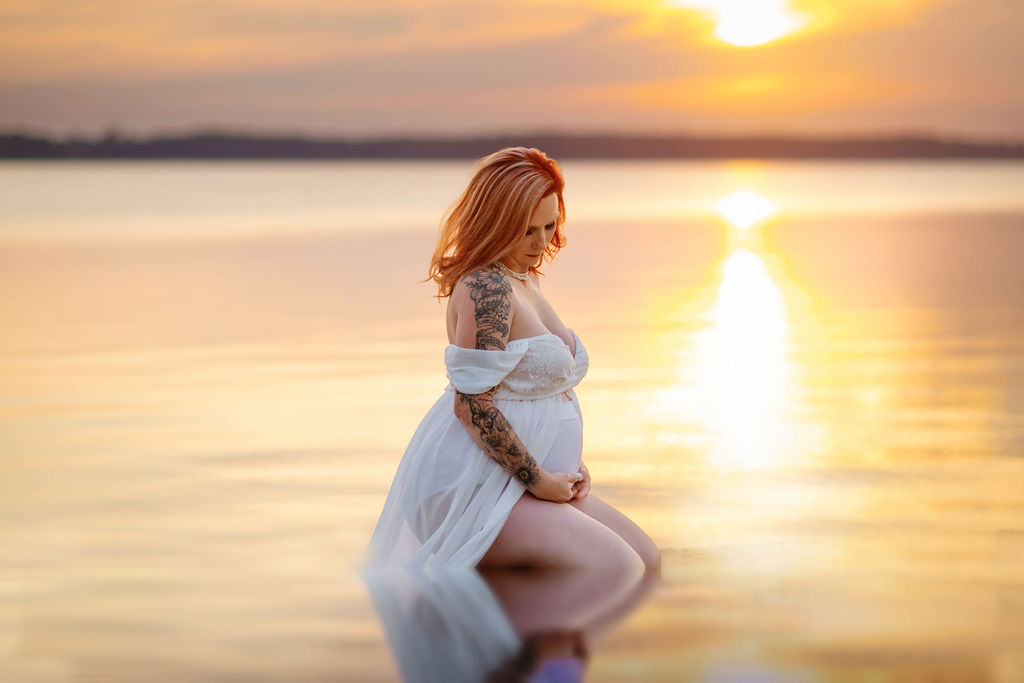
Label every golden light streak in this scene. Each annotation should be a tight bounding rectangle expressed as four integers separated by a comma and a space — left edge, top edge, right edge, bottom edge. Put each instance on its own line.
615, 68, 910, 118
651, 247, 798, 470
693, 248, 793, 468
651, 187, 813, 470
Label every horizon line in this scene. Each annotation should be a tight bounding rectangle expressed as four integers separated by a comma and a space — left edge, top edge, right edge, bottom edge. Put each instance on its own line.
3, 127, 1023, 160
3, 126, 1023, 146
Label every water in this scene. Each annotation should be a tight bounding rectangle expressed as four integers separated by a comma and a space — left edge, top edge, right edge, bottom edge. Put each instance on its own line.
2, 159, 1023, 244
1, 160, 1023, 681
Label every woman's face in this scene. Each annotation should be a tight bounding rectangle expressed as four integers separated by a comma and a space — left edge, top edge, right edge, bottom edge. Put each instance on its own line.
501, 192, 560, 274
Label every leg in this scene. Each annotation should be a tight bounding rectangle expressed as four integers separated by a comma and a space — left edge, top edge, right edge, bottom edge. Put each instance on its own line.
568, 494, 660, 574
478, 494, 644, 573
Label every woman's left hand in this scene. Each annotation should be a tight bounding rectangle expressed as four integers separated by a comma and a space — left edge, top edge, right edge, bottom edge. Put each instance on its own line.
571, 461, 591, 501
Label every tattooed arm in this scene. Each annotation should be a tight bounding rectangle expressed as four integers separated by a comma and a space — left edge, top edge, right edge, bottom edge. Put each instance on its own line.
450, 268, 579, 503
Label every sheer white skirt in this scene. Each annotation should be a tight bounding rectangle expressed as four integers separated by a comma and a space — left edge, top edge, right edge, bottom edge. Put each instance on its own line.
366, 389, 584, 569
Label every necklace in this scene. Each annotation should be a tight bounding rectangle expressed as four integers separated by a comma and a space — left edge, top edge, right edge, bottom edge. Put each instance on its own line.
494, 260, 529, 281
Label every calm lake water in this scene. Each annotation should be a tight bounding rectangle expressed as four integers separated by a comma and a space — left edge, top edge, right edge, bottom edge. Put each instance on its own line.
1, 160, 1023, 682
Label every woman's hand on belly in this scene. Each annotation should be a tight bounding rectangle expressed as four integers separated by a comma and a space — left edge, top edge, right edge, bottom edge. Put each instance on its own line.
570, 461, 591, 501
531, 469, 583, 504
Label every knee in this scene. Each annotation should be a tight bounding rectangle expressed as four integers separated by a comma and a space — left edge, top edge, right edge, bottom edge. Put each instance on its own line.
636, 535, 660, 575
639, 542, 661, 576
598, 537, 646, 577
582, 526, 657, 577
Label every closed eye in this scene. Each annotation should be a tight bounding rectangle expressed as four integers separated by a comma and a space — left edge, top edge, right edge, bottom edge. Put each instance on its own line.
528, 221, 557, 235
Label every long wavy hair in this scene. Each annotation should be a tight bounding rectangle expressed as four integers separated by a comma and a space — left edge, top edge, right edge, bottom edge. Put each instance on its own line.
427, 147, 567, 299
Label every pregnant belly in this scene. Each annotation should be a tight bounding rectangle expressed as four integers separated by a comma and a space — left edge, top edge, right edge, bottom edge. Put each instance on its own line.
544, 399, 582, 474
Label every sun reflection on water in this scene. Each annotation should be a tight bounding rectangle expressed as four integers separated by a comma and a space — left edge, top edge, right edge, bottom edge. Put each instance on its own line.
652, 188, 807, 469
715, 189, 777, 230
696, 248, 793, 468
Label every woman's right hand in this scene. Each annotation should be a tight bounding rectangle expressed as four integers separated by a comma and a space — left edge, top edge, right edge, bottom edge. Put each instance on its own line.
529, 469, 582, 503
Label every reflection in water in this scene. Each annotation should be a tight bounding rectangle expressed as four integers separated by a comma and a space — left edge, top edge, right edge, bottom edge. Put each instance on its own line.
5, 161, 1023, 680
363, 565, 656, 682
714, 189, 777, 231
695, 248, 794, 468
656, 188, 805, 469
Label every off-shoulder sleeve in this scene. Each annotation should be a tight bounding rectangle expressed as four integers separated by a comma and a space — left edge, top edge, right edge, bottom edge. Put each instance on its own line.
444, 345, 527, 394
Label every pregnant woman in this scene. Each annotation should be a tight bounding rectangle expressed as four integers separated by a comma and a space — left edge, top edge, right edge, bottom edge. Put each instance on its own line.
366, 146, 659, 573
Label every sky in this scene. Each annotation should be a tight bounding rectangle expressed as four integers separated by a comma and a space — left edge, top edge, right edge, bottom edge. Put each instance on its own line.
0, 0, 1021, 140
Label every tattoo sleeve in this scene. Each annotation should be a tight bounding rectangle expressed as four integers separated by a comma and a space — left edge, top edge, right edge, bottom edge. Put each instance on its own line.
456, 388, 540, 488
464, 269, 512, 351
454, 268, 541, 488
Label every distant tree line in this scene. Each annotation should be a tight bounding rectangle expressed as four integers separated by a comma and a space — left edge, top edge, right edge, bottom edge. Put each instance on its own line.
1, 129, 1022, 159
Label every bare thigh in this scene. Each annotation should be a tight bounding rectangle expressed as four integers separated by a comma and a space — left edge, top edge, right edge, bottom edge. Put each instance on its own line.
569, 494, 660, 572
478, 494, 644, 572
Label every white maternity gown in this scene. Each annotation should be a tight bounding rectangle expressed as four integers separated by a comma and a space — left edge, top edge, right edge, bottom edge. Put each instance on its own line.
366, 330, 589, 569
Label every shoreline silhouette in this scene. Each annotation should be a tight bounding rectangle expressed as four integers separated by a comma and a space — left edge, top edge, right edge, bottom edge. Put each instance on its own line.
2, 129, 1022, 160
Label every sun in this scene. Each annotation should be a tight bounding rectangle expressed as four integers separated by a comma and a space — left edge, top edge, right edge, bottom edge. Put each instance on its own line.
668, 0, 811, 47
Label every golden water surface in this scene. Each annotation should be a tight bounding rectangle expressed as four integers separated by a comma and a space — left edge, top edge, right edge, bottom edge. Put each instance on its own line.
2, 162, 1023, 681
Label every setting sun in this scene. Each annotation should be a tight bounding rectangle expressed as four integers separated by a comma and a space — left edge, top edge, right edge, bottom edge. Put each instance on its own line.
668, 0, 811, 46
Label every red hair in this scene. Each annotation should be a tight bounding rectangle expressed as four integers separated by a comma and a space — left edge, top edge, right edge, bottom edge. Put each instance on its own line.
427, 147, 567, 298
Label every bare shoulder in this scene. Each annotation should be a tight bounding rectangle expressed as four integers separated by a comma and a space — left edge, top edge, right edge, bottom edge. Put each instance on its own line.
451, 266, 513, 350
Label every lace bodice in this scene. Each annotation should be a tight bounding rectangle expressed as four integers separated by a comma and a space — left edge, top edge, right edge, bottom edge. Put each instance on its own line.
444, 329, 589, 400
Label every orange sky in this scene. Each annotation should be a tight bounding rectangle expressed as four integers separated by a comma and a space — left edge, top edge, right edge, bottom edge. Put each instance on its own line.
0, 0, 1021, 139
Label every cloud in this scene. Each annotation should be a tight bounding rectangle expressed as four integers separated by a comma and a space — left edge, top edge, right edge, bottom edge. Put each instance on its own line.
0, 0, 1020, 137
